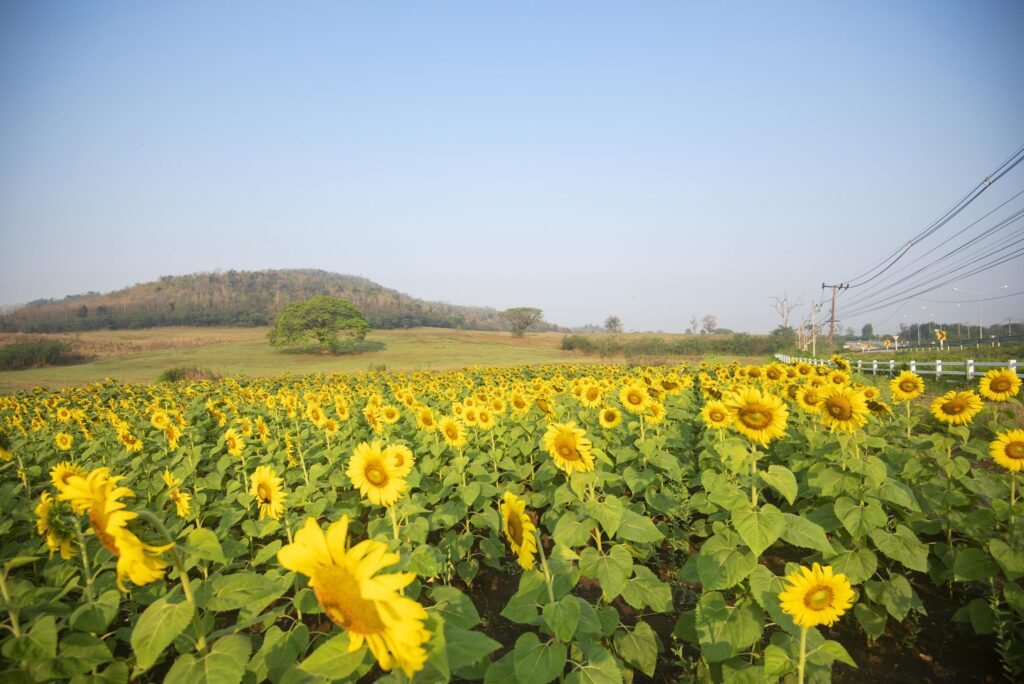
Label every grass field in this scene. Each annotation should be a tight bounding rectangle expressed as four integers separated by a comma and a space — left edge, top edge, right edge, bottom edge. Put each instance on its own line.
0, 327, 583, 392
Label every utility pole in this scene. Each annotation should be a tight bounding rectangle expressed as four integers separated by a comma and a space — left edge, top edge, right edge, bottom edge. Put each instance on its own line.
822, 283, 846, 355
810, 298, 818, 357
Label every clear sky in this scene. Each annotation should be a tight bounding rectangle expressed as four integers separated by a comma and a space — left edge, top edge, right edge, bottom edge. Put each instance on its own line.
2, 1, 1022, 334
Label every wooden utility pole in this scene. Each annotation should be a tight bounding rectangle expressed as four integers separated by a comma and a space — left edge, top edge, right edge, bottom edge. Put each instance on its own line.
822, 283, 847, 355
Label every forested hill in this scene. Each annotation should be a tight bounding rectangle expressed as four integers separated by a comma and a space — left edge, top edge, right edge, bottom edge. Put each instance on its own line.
0, 269, 560, 333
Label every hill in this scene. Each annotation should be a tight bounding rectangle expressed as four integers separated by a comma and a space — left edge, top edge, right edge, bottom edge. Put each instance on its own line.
0, 269, 560, 334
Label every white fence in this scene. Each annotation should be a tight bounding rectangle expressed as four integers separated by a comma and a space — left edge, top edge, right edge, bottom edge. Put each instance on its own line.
774, 354, 1019, 381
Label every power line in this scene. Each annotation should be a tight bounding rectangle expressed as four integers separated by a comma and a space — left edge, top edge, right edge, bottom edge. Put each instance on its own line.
916, 289, 1024, 304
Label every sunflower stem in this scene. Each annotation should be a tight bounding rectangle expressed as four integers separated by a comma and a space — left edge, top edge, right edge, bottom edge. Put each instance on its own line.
73, 520, 96, 602
1010, 475, 1017, 538
0, 572, 21, 637
390, 505, 400, 542
535, 530, 556, 606
135, 509, 206, 653
797, 625, 808, 684
750, 447, 759, 507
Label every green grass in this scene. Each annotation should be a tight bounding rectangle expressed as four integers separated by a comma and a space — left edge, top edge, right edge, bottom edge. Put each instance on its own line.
0, 327, 580, 393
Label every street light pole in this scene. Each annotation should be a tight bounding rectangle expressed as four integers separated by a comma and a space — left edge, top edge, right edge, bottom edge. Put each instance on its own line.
952, 285, 1008, 340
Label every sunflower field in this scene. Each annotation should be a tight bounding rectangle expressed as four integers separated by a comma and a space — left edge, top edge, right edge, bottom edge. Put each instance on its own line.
0, 358, 1022, 683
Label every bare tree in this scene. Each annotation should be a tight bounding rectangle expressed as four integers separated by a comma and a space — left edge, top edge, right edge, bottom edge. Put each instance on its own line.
701, 314, 717, 335
689, 315, 699, 334
770, 291, 804, 330
501, 307, 544, 337
604, 315, 623, 333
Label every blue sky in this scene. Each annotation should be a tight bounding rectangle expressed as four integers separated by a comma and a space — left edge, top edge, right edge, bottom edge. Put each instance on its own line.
1, 1, 1022, 333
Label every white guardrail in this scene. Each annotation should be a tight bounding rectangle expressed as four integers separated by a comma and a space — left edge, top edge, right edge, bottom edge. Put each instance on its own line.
774, 354, 1019, 381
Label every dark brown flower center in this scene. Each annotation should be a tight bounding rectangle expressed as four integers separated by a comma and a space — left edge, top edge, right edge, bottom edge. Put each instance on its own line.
739, 407, 771, 429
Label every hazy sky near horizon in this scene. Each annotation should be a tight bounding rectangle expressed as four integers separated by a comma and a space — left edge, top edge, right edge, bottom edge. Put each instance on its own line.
2, 1, 1023, 334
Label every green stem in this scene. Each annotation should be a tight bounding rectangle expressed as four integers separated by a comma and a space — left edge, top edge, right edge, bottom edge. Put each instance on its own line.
1011, 475, 1017, 538
0, 573, 21, 637
135, 510, 206, 652
535, 530, 556, 605
750, 448, 759, 507
74, 521, 96, 602
797, 625, 808, 684
389, 505, 400, 542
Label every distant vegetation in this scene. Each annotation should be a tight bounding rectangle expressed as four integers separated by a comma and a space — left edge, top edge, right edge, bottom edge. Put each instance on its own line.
0, 269, 563, 334
0, 338, 84, 371
561, 329, 793, 359
268, 296, 370, 353
155, 366, 222, 383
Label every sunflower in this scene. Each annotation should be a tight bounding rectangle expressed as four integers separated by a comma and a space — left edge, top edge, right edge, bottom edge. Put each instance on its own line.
979, 368, 1021, 402
861, 386, 880, 401
778, 562, 855, 628
645, 401, 667, 425
866, 399, 893, 418
58, 468, 172, 591
54, 432, 73, 451
723, 388, 788, 446
476, 409, 496, 431
51, 461, 85, 492
224, 428, 245, 457
383, 444, 415, 478
509, 392, 531, 415
150, 412, 171, 431
580, 385, 603, 409
35, 492, 76, 559
989, 430, 1024, 472
118, 430, 143, 453
499, 492, 537, 570
930, 390, 984, 426
250, 465, 286, 520
347, 441, 406, 506
889, 371, 925, 402
796, 362, 813, 377
438, 417, 467, 450
542, 422, 594, 475
169, 489, 192, 518
830, 355, 851, 373
827, 370, 850, 387
277, 516, 430, 676
598, 406, 622, 429
256, 415, 271, 442
619, 382, 649, 415
700, 400, 732, 430
415, 406, 436, 432
380, 405, 401, 425
819, 385, 870, 433
306, 403, 326, 427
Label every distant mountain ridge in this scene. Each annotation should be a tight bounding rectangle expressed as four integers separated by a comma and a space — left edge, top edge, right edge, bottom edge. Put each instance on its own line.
0, 269, 561, 334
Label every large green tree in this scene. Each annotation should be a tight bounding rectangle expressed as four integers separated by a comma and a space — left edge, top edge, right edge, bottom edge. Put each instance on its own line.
268, 296, 370, 352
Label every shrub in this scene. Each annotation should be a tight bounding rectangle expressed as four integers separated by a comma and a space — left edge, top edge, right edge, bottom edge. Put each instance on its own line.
156, 366, 222, 383
0, 339, 83, 370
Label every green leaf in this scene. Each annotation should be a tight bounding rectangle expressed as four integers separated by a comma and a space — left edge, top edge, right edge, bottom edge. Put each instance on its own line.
566, 642, 622, 684
825, 547, 878, 584
185, 528, 226, 563
407, 544, 445, 578
552, 513, 595, 548
615, 510, 663, 543
429, 585, 481, 630
131, 597, 194, 671
869, 525, 928, 573
989, 539, 1024, 580
579, 545, 633, 600
834, 497, 887, 538
483, 652, 517, 684
760, 465, 798, 505
953, 547, 998, 582
203, 572, 290, 618
542, 595, 581, 642
695, 592, 764, 663
248, 625, 309, 683
763, 644, 794, 678
731, 503, 785, 556
584, 497, 625, 537
164, 634, 251, 684
780, 514, 834, 554
70, 590, 120, 633
295, 633, 368, 680
696, 531, 758, 590
445, 627, 501, 671
865, 575, 914, 621
614, 620, 659, 677
854, 602, 887, 640
500, 571, 547, 624
1, 614, 56, 662
512, 632, 567, 684
620, 565, 673, 612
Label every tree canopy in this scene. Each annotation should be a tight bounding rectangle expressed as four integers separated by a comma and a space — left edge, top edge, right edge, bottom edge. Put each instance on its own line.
501, 307, 544, 337
268, 296, 370, 352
